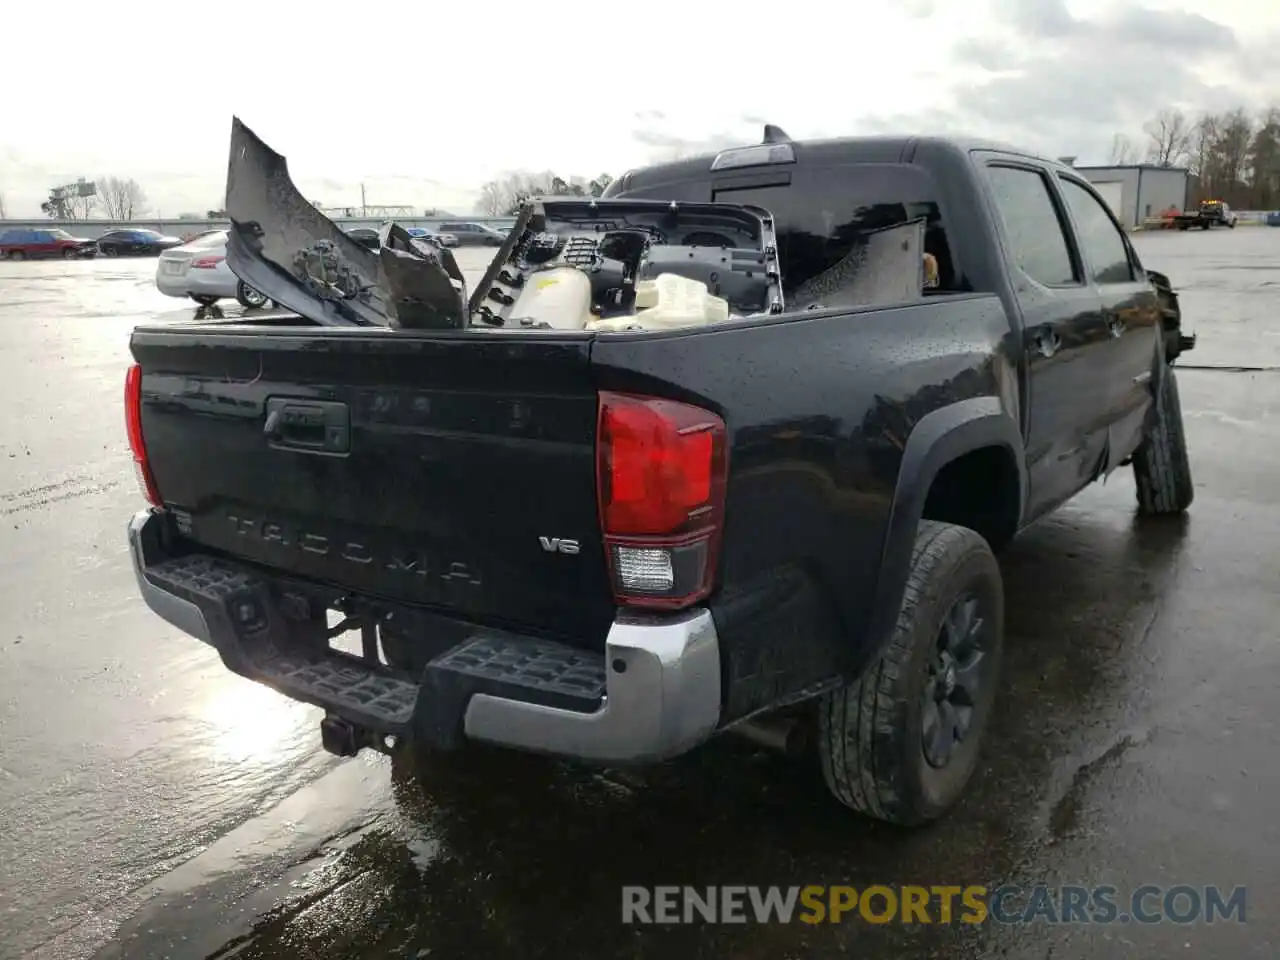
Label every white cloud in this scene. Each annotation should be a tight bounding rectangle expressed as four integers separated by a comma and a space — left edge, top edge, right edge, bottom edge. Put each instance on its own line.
1, 0, 1277, 217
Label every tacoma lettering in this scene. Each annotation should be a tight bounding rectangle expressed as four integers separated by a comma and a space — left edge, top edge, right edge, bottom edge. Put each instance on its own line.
225, 515, 459, 582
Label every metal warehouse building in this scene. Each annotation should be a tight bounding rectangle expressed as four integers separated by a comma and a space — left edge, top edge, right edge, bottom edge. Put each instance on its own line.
1071, 164, 1191, 229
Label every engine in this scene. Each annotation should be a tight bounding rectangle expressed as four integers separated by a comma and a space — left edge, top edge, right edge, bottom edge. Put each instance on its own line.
469, 198, 784, 331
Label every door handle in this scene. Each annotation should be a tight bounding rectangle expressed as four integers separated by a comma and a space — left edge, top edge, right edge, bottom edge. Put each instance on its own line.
263, 398, 350, 454
1033, 328, 1061, 358
1106, 314, 1126, 338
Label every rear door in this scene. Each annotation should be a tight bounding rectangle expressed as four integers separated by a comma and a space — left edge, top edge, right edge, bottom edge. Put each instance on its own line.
980, 162, 1112, 521
1055, 174, 1162, 466
32, 231, 58, 258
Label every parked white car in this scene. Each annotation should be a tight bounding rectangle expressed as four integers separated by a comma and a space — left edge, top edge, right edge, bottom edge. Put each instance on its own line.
155, 230, 270, 309
405, 226, 459, 248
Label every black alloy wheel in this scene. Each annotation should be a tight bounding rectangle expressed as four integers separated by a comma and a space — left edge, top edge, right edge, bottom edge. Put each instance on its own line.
921, 592, 990, 769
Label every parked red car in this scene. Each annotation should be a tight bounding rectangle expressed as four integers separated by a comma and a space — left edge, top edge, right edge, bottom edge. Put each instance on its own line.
0, 228, 98, 260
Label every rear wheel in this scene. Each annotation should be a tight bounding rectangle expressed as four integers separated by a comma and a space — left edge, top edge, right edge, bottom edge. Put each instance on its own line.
818, 520, 1003, 825
8, 250, 24, 261
235, 281, 268, 309
1133, 367, 1194, 515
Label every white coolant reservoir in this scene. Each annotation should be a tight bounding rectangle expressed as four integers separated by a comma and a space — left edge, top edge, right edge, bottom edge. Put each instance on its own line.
509, 266, 594, 330
587, 273, 729, 331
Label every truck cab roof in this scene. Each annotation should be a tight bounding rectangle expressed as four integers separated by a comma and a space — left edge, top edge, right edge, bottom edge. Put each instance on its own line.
605, 131, 1063, 299
604, 132, 1070, 197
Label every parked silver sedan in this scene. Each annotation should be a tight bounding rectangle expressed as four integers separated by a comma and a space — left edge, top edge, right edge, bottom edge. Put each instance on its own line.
155, 230, 270, 309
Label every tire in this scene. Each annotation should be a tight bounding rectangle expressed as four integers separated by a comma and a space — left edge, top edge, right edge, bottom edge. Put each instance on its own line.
818, 520, 1004, 825
63, 247, 79, 259
191, 295, 219, 307
1133, 366, 1194, 515
235, 281, 268, 309
7, 250, 24, 261
102, 245, 118, 257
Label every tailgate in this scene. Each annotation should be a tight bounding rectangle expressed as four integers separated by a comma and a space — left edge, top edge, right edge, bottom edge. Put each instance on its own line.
130, 326, 615, 643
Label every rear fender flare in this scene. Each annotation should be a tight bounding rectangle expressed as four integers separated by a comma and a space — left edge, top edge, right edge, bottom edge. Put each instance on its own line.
862, 397, 1026, 668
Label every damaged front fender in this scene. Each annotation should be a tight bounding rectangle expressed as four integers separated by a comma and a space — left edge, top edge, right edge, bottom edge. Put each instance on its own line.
223, 116, 468, 329
1145, 267, 1196, 360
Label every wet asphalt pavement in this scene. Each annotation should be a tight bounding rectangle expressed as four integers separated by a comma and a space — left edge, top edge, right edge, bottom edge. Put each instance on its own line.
1, 233, 1277, 959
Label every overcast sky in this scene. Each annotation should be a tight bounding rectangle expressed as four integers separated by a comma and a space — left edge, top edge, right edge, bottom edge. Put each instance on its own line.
1, 0, 1277, 218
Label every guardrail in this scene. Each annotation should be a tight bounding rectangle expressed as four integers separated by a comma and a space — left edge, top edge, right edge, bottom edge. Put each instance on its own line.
0, 216, 520, 242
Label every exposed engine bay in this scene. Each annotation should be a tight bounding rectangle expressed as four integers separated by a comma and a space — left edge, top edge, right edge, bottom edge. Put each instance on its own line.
222, 116, 926, 333
466, 198, 783, 331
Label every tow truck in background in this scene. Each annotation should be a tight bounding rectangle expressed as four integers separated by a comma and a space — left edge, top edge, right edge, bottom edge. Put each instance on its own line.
1170, 199, 1238, 230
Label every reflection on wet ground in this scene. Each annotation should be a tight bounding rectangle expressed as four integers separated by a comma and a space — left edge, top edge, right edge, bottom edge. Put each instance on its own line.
2, 233, 1278, 959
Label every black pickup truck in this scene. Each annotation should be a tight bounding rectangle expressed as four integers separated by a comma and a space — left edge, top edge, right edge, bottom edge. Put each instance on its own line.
124, 121, 1195, 825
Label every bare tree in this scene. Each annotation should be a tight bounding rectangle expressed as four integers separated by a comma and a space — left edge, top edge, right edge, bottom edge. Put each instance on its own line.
0, 190, 7, 219
1108, 133, 1138, 165
1247, 106, 1280, 210
1144, 108, 1193, 167
1188, 113, 1217, 181
476, 181, 506, 216
64, 193, 97, 220
1216, 108, 1254, 198
98, 176, 147, 220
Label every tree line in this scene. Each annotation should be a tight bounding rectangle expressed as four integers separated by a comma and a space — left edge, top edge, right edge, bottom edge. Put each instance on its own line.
1109, 106, 1280, 210
476, 171, 615, 216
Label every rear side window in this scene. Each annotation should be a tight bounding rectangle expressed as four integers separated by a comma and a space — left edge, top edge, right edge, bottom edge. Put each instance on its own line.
0, 230, 18, 243
1057, 177, 1136, 285
984, 166, 1078, 287
708, 163, 960, 293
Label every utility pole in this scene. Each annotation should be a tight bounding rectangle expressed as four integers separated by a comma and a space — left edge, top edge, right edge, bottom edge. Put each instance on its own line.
360, 184, 367, 217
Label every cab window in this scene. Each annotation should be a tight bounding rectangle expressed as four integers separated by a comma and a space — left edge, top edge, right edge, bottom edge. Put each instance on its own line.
708, 163, 961, 295
1058, 177, 1136, 285
984, 165, 1078, 288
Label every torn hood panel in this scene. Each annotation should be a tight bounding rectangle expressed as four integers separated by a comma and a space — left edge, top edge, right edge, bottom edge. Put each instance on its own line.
223, 116, 468, 328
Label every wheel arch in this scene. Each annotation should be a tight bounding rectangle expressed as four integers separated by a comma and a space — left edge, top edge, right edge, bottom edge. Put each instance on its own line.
863, 397, 1025, 671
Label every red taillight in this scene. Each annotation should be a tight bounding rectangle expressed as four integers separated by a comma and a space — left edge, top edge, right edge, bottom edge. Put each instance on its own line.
189, 255, 224, 269
125, 364, 162, 507
596, 392, 727, 610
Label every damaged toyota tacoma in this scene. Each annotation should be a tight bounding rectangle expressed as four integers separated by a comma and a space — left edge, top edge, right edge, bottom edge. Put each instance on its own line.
124, 119, 1196, 824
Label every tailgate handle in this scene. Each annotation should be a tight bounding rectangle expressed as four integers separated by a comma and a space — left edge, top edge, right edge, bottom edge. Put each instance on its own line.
264, 398, 350, 454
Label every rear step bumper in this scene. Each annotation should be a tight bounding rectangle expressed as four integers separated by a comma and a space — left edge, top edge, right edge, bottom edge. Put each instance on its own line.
128, 509, 721, 764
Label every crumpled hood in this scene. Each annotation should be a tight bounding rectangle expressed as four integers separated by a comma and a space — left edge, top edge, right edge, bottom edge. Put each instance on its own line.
223, 116, 469, 328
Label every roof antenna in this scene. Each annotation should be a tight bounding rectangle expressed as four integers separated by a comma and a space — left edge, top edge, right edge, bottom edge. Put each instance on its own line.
762, 124, 792, 144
